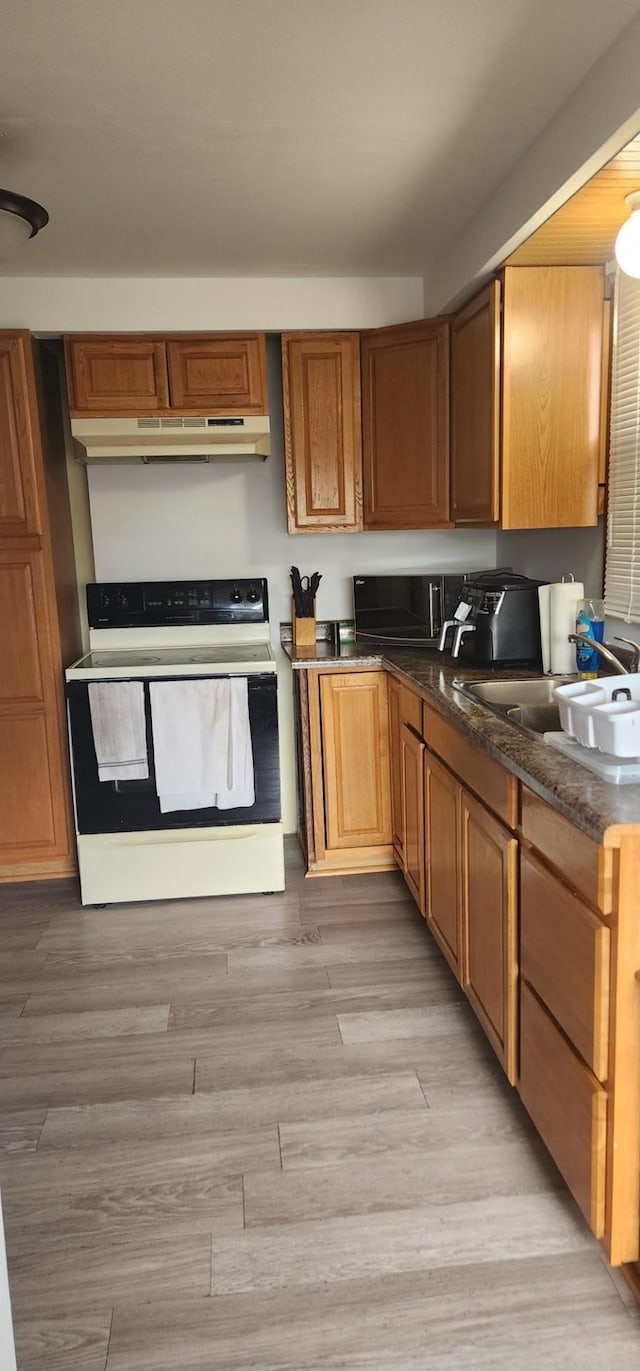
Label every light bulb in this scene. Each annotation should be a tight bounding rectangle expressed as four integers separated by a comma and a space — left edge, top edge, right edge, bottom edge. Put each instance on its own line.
615, 191, 640, 279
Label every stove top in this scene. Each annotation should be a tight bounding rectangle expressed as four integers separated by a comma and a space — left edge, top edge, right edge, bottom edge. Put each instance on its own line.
66, 642, 275, 679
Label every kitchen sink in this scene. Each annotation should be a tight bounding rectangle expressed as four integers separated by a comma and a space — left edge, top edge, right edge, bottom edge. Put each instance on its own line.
452, 677, 575, 738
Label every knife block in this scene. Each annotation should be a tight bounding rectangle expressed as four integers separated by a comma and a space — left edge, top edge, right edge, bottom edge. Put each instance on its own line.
292, 599, 316, 647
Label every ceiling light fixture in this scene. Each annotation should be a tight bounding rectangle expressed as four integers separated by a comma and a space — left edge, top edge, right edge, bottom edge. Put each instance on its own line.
0, 188, 49, 262
615, 191, 640, 279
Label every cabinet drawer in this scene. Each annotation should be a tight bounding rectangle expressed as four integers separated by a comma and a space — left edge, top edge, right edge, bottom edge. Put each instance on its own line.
520, 983, 607, 1238
521, 851, 610, 1080
424, 705, 517, 827
400, 682, 423, 736
521, 787, 613, 913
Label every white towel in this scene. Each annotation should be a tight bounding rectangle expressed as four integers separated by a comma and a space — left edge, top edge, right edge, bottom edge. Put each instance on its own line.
149, 677, 254, 813
88, 681, 149, 782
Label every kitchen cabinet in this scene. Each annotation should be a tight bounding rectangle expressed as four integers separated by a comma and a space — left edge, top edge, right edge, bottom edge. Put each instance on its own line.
281, 332, 362, 533
424, 749, 462, 977
423, 712, 519, 1080
388, 675, 423, 864
450, 266, 606, 528
166, 336, 267, 413
400, 722, 425, 912
64, 333, 268, 416
296, 667, 394, 876
461, 790, 518, 1081
450, 281, 500, 525
0, 333, 78, 881
520, 981, 607, 1237
361, 318, 450, 529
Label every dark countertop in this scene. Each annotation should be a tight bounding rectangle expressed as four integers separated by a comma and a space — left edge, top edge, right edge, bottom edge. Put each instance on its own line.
281, 640, 640, 842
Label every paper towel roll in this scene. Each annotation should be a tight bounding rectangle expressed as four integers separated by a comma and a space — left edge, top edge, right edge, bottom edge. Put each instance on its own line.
550, 579, 583, 674
538, 585, 552, 673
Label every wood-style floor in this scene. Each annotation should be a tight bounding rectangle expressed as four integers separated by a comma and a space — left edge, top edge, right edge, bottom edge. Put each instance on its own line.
1, 839, 639, 1370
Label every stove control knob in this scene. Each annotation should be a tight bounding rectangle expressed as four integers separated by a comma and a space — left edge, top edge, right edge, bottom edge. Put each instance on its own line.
246, 586, 260, 603
230, 588, 243, 604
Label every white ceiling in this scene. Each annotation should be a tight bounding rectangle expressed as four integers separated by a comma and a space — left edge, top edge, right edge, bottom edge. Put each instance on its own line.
2, 0, 640, 277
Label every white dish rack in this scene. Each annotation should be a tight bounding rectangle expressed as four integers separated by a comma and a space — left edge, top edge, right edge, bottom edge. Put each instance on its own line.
553, 675, 640, 757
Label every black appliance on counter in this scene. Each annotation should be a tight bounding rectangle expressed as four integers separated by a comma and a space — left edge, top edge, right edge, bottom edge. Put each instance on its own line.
353, 571, 500, 647
438, 571, 546, 667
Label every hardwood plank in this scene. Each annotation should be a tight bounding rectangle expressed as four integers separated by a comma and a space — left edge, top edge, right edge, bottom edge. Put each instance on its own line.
194, 1030, 493, 1093
1, 1134, 259, 1249
326, 956, 454, 992
105, 1253, 640, 1371
39, 1071, 427, 1150
24, 966, 330, 1016
31, 950, 229, 994
337, 1004, 465, 1044
299, 898, 417, 926
0, 1016, 342, 1079
0, 1057, 195, 1110
245, 1136, 563, 1226
0, 1004, 170, 1044
278, 1092, 532, 1170
0, 1107, 46, 1153
168, 983, 440, 1033
208, 1193, 592, 1296
7, 1229, 211, 1317
13, 1307, 113, 1371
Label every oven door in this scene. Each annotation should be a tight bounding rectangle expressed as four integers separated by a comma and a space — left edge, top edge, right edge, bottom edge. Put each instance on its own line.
66, 673, 280, 835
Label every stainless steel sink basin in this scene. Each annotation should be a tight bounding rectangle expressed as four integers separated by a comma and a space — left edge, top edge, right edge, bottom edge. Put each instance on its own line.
452, 677, 575, 738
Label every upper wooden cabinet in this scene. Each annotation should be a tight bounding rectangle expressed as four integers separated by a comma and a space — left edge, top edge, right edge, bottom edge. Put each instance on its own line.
450, 282, 500, 525
0, 335, 42, 537
166, 335, 267, 413
64, 333, 268, 417
64, 337, 169, 415
450, 266, 605, 529
282, 332, 362, 533
361, 319, 450, 529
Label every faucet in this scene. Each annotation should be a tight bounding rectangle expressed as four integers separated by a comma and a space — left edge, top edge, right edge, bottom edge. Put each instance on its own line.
566, 633, 636, 675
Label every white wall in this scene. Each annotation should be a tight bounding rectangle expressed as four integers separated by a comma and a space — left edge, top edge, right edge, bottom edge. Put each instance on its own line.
88, 340, 498, 831
0, 275, 424, 332
497, 524, 605, 599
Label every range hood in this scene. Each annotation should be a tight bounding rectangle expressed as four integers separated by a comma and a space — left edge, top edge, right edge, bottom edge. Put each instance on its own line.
71, 415, 271, 464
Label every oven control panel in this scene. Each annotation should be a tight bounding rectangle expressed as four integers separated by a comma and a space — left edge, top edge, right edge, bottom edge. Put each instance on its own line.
87, 579, 269, 628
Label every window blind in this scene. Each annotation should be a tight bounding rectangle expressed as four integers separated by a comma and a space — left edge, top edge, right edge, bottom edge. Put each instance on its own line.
605, 270, 640, 622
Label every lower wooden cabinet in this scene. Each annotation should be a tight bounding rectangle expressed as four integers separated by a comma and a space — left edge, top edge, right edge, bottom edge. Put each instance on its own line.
461, 791, 518, 1082
400, 722, 425, 912
424, 751, 462, 977
520, 982, 607, 1238
297, 668, 394, 876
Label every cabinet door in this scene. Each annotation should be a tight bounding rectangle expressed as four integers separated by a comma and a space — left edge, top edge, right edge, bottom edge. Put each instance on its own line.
451, 282, 500, 525
166, 336, 267, 413
320, 672, 391, 850
64, 336, 169, 415
0, 333, 42, 537
361, 319, 450, 529
282, 333, 362, 532
461, 790, 518, 1082
0, 550, 72, 865
501, 266, 603, 528
520, 982, 607, 1238
424, 751, 461, 976
401, 723, 425, 913
388, 677, 404, 859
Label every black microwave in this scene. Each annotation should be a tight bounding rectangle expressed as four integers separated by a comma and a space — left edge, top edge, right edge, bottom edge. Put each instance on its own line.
352, 571, 498, 647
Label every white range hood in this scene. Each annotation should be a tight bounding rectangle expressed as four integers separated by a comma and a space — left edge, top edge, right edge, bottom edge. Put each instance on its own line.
71, 415, 271, 464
